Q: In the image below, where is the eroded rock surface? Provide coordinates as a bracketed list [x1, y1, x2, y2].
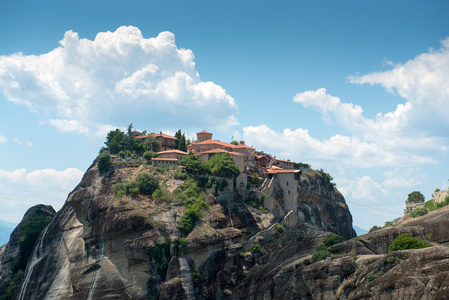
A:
[5, 162, 359, 299]
[0, 204, 56, 297]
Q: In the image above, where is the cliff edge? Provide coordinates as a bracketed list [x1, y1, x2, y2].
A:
[5, 160, 355, 299]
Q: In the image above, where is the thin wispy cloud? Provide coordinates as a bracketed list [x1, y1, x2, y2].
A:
[13, 138, 32, 147]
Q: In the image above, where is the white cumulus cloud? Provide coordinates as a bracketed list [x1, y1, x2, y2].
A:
[338, 176, 388, 203]
[349, 37, 449, 136]
[286, 38, 449, 169]
[0, 168, 84, 222]
[382, 168, 423, 189]
[293, 88, 447, 156]
[242, 124, 434, 168]
[0, 136, 6, 143]
[0, 26, 238, 135]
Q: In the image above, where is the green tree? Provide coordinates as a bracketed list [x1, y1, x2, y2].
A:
[294, 162, 310, 169]
[174, 129, 182, 149]
[230, 140, 239, 146]
[410, 207, 428, 218]
[143, 151, 157, 161]
[316, 168, 335, 187]
[97, 153, 112, 174]
[144, 136, 161, 152]
[323, 234, 343, 247]
[181, 152, 205, 174]
[206, 152, 240, 178]
[311, 250, 333, 262]
[251, 173, 261, 184]
[369, 225, 381, 232]
[105, 128, 125, 154]
[388, 234, 432, 253]
[407, 191, 425, 203]
[135, 173, 159, 195]
[179, 133, 187, 152]
[123, 123, 135, 151]
[119, 150, 126, 159]
[134, 138, 145, 155]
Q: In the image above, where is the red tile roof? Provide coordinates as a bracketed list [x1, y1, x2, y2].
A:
[198, 130, 212, 134]
[150, 132, 177, 140]
[201, 148, 228, 154]
[157, 150, 188, 155]
[229, 151, 246, 157]
[192, 139, 234, 148]
[274, 158, 294, 164]
[152, 158, 178, 161]
[201, 148, 246, 157]
[255, 154, 270, 160]
[265, 169, 296, 174]
[232, 144, 255, 150]
[135, 134, 150, 139]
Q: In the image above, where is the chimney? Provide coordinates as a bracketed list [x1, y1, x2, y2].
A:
[240, 140, 245, 145]
[160, 131, 162, 135]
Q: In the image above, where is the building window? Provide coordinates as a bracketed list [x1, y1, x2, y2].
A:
[286, 182, 288, 186]
[288, 190, 290, 195]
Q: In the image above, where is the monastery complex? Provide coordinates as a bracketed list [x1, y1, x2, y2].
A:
[133, 130, 296, 175]
[130, 130, 302, 226]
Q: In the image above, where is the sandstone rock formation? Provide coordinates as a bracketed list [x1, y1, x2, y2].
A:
[3, 161, 356, 299]
[233, 205, 449, 299]
[0, 204, 56, 297]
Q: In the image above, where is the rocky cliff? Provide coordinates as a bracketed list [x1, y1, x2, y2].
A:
[234, 206, 449, 299]
[3, 161, 356, 299]
[0, 204, 56, 298]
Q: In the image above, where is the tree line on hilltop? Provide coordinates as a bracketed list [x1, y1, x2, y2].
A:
[99, 124, 190, 155]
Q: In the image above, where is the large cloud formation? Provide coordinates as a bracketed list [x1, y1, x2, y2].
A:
[243, 37, 449, 169]
[0, 26, 238, 135]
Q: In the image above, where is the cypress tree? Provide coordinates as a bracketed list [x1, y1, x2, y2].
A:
[179, 133, 187, 152]
[174, 129, 182, 149]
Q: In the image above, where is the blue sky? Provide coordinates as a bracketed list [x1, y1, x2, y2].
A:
[1, 0, 449, 230]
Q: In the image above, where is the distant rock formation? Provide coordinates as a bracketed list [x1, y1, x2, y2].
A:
[0, 204, 55, 297]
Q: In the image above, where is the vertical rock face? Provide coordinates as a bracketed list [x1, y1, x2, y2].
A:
[297, 169, 356, 240]
[0, 204, 56, 296]
[6, 161, 357, 299]
[15, 163, 155, 300]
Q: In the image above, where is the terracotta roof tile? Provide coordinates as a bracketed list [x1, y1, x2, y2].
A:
[232, 144, 255, 149]
[192, 139, 234, 148]
[157, 150, 188, 155]
[201, 148, 228, 154]
[229, 151, 246, 157]
[265, 169, 296, 174]
[274, 158, 294, 164]
[152, 158, 178, 161]
[150, 132, 177, 140]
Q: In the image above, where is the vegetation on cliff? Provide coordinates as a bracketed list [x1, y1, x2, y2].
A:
[2, 215, 53, 300]
[180, 152, 240, 178]
[311, 234, 343, 262]
[174, 178, 208, 234]
[388, 233, 432, 252]
[97, 152, 112, 174]
[407, 191, 425, 203]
